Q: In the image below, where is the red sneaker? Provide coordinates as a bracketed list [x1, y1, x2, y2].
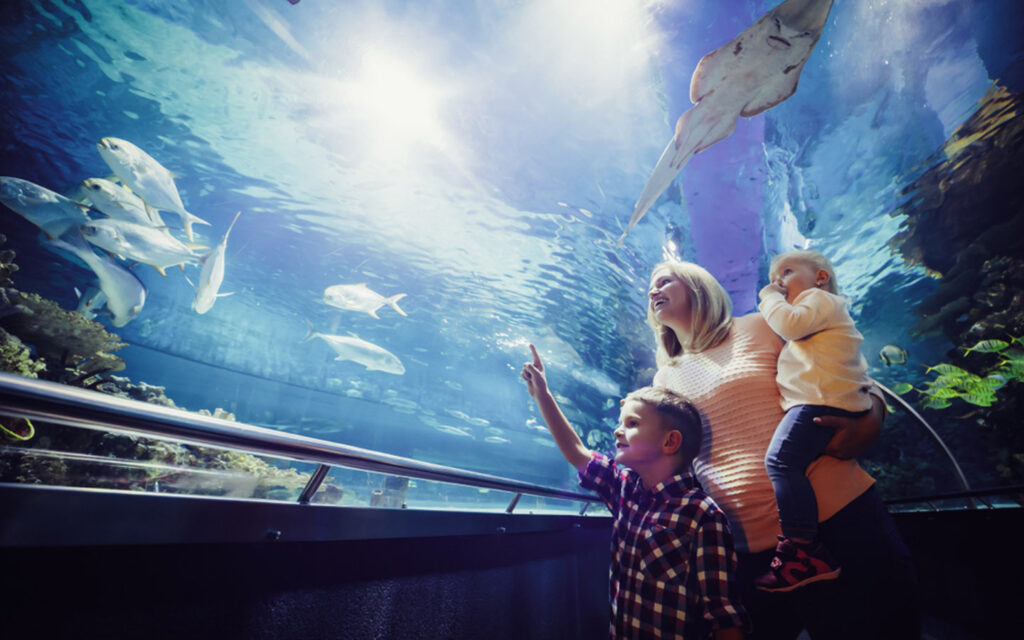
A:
[755, 535, 842, 592]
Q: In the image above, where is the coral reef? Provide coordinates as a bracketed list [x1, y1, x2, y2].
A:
[0, 288, 127, 381]
[0, 237, 343, 503]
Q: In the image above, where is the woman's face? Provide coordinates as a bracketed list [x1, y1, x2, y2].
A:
[649, 268, 692, 333]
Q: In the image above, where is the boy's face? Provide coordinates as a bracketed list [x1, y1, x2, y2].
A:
[613, 399, 676, 469]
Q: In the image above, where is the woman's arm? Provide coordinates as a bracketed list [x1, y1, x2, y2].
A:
[816, 392, 884, 459]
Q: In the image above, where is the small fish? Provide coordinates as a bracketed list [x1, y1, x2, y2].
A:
[0, 176, 93, 238]
[962, 339, 1010, 355]
[924, 363, 968, 377]
[74, 282, 108, 320]
[80, 178, 159, 227]
[192, 211, 241, 314]
[922, 387, 959, 400]
[930, 373, 971, 388]
[980, 374, 1009, 390]
[80, 218, 200, 276]
[919, 396, 952, 410]
[961, 392, 995, 407]
[434, 424, 472, 437]
[323, 282, 407, 319]
[878, 344, 908, 366]
[302, 321, 405, 375]
[889, 382, 914, 395]
[96, 137, 210, 242]
[48, 229, 146, 327]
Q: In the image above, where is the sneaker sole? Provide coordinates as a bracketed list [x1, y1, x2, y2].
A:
[755, 568, 842, 593]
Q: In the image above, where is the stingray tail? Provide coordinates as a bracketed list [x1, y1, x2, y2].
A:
[387, 293, 408, 317]
[617, 136, 686, 247]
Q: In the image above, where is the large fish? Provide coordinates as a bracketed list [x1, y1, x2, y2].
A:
[48, 230, 146, 328]
[0, 177, 93, 238]
[303, 321, 406, 375]
[80, 177, 161, 227]
[80, 218, 200, 276]
[96, 137, 210, 242]
[192, 211, 241, 314]
[323, 282, 407, 319]
[618, 0, 834, 246]
[74, 282, 108, 321]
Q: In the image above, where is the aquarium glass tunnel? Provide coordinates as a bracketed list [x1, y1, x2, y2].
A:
[1, 0, 1023, 515]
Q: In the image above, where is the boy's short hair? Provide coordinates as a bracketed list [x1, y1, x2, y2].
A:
[769, 249, 840, 294]
[623, 386, 703, 467]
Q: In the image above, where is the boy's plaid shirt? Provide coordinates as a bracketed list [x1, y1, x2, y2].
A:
[579, 453, 748, 639]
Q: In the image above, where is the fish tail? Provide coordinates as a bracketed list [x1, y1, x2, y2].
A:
[388, 293, 407, 317]
[182, 210, 212, 243]
[302, 319, 317, 343]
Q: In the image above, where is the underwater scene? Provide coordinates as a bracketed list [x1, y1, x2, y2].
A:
[1, 0, 1022, 508]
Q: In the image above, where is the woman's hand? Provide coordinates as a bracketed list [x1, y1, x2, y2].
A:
[817, 394, 884, 459]
[520, 344, 549, 399]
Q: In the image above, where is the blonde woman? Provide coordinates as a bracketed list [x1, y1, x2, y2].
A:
[646, 260, 918, 639]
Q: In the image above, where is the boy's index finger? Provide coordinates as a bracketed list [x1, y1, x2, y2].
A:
[529, 343, 543, 368]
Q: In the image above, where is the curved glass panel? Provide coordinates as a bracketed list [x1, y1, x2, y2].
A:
[1, 1, 1022, 502]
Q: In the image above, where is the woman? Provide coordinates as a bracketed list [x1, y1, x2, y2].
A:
[646, 260, 919, 640]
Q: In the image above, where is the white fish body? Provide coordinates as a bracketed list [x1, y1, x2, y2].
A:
[193, 211, 241, 314]
[619, 0, 834, 246]
[74, 282, 108, 321]
[303, 321, 405, 375]
[96, 137, 210, 241]
[323, 283, 407, 319]
[81, 177, 160, 227]
[81, 218, 199, 276]
[49, 230, 146, 328]
[0, 176, 92, 238]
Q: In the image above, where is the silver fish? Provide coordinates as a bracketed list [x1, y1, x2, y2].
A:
[879, 344, 908, 366]
[323, 282, 407, 319]
[49, 230, 146, 328]
[80, 218, 200, 276]
[80, 177, 160, 227]
[96, 137, 210, 242]
[303, 321, 405, 375]
[74, 282, 108, 321]
[192, 211, 241, 314]
[619, 0, 834, 246]
[0, 176, 93, 238]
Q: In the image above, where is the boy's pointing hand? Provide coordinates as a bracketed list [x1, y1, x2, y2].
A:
[520, 343, 548, 398]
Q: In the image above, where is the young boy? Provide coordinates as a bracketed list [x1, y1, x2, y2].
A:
[521, 344, 747, 640]
[755, 249, 872, 592]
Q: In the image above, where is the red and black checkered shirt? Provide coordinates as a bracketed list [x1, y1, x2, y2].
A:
[579, 453, 748, 639]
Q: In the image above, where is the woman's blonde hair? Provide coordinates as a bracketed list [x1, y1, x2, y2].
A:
[647, 260, 733, 367]
[769, 250, 839, 294]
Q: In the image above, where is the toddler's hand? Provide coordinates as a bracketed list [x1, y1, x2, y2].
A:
[759, 282, 787, 300]
[520, 344, 548, 398]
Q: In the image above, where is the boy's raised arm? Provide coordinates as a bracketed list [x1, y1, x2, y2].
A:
[521, 344, 592, 472]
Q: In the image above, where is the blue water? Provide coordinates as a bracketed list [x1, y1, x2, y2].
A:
[1, 0, 1020, 492]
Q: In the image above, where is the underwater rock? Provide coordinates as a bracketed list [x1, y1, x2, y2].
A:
[0, 234, 17, 288]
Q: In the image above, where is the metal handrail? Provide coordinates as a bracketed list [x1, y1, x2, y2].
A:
[876, 382, 972, 495]
[0, 373, 602, 507]
[885, 485, 1024, 507]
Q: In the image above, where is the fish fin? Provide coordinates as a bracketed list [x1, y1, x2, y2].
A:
[74, 287, 82, 299]
[387, 293, 408, 317]
[153, 265, 168, 277]
[185, 242, 211, 251]
[369, 309, 380, 319]
[181, 210, 212, 244]
[217, 291, 235, 298]
[106, 174, 122, 185]
[302, 319, 317, 343]
[223, 210, 242, 242]
[184, 275, 195, 288]
[169, 170, 181, 179]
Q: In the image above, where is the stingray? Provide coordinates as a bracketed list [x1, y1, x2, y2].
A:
[617, 0, 834, 246]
